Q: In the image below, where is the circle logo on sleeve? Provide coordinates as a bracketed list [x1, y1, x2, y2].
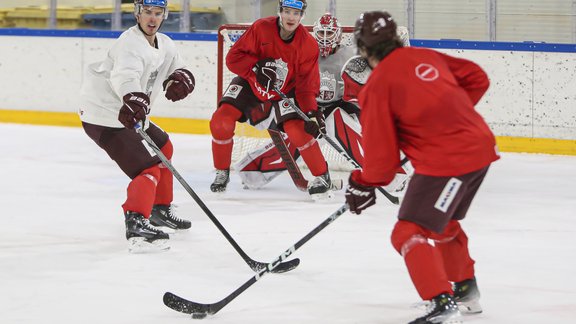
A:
[415, 63, 439, 81]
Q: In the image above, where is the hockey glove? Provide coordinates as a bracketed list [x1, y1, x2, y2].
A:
[118, 92, 150, 129]
[345, 170, 376, 215]
[304, 109, 326, 138]
[253, 58, 277, 92]
[163, 68, 195, 102]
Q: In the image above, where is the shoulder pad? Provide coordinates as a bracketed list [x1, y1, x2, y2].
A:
[341, 55, 372, 85]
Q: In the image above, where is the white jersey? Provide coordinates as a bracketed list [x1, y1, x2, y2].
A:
[317, 45, 356, 106]
[79, 26, 186, 128]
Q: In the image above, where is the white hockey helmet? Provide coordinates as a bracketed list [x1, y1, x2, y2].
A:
[313, 13, 343, 57]
[134, 0, 169, 19]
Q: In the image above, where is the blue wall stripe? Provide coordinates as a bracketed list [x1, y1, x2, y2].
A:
[1, 28, 575, 52]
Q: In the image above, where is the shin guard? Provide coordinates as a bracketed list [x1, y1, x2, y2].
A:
[391, 220, 452, 300]
[283, 119, 327, 176]
[122, 165, 161, 218]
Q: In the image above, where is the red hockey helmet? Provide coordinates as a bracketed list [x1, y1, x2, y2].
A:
[313, 13, 343, 57]
[354, 11, 397, 49]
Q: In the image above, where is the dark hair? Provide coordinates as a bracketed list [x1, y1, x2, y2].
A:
[359, 37, 404, 61]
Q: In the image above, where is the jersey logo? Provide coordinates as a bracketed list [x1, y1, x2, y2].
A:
[415, 63, 439, 81]
[318, 70, 337, 102]
[273, 58, 289, 90]
[224, 84, 242, 99]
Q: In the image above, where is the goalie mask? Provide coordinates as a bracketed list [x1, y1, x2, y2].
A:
[313, 13, 343, 57]
[134, 0, 169, 19]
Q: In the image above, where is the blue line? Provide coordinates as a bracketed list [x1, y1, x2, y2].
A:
[1, 28, 575, 52]
[411, 39, 576, 53]
[0, 28, 217, 41]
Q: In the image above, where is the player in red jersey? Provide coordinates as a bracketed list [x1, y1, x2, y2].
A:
[209, 0, 333, 199]
[344, 11, 500, 324]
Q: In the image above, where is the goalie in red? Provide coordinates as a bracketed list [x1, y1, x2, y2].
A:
[209, 0, 334, 200]
[345, 11, 499, 323]
[236, 13, 413, 196]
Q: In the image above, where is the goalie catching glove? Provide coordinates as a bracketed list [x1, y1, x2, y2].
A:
[118, 92, 150, 129]
[304, 109, 326, 138]
[345, 170, 376, 214]
[163, 68, 195, 102]
[253, 58, 277, 93]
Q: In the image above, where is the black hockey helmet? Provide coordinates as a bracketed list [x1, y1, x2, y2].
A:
[354, 11, 397, 50]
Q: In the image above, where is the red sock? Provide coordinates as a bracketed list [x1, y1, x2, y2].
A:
[154, 139, 174, 205]
[283, 119, 327, 176]
[122, 165, 160, 218]
[210, 103, 242, 170]
[432, 220, 476, 282]
[391, 220, 452, 300]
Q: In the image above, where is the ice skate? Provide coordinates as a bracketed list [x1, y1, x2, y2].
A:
[125, 211, 170, 253]
[409, 293, 461, 324]
[308, 171, 334, 201]
[453, 277, 482, 314]
[150, 204, 191, 232]
[210, 169, 230, 193]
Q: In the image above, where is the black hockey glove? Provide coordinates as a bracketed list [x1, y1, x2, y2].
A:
[163, 68, 195, 102]
[253, 58, 277, 92]
[345, 170, 376, 215]
[304, 109, 326, 138]
[118, 92, 150, 129]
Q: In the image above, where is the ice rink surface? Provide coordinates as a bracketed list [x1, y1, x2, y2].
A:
[1, 123, 575, 324]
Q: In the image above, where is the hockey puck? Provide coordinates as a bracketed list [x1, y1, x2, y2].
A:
[191, 312, 207, 319]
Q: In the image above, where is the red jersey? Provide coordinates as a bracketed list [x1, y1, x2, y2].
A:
[358, 47, 499, 185]
[226, 16, 320, 113]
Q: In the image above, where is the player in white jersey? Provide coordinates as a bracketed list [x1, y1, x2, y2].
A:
[79, 0, 195, 253]
[237, 13, 413, 193]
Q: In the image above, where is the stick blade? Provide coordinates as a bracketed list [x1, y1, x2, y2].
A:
[163, 292, 212, 315]
[270, 258, 300, 273]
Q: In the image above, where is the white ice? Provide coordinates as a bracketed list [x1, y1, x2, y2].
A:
[1, 123, 575, 324]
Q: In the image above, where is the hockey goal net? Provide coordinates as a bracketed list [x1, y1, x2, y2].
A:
[218, 24, 357, 172]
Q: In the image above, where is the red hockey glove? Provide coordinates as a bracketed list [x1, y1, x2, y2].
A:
[163, 68, 195, 102]
[253, 58, 277, 92]
[345, 170, 376, 215]
[304, 109, 326, 138]
[118, 92, 150, 129]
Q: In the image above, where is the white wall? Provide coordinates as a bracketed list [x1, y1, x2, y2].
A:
[0, 34, 575, 140]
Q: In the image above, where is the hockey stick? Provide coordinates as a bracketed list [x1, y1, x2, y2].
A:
[272, 87, 400, 205]
[267, 129, 308, 191]
[163, 203, 349, 318]
[136, 127, 299, 273]
[267, 129, 343, 191]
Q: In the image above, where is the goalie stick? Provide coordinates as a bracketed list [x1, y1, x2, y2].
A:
[136, 126, 299, 273]
[273, 87, 401, 205]
[267, 129, 343, 191]
[163, 204, 349, 318]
